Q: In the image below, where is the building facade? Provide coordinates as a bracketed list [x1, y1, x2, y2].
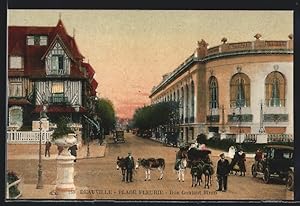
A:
[8, 19, 98, 130]
[149, 34, 293, 143]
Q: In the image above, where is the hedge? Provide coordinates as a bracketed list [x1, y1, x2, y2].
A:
[207, 137, 294, 153]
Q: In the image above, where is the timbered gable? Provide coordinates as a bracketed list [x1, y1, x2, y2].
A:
[45, 40, 71, 76]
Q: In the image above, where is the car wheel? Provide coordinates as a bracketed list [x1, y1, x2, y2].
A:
[286, 171, 294, 191]
[263, 168, 270, 184]
[251, 164, 257, 177]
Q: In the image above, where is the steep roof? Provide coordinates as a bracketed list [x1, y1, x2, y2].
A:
[82, 62, 95, 80]
[91, 78, 98, 96]
[8, 20, 85, 78]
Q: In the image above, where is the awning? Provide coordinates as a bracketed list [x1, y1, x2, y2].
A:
[8, 98, 31, 106]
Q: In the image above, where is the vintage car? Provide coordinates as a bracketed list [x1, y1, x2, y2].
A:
[286, 166, 294, 191]
[251, 145, 294, 184]
[114, 130, 125, 143]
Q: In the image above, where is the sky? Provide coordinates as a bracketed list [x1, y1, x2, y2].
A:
[8, 10, 293, 119]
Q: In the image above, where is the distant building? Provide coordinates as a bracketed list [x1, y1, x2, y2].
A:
[8, 19, 98, 130]
[149, 34, 293, 143]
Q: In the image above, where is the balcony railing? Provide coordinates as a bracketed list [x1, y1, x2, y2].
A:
[207, 40, 291, 57]
[48, 69, 67, 75]
[265, 98, 286, 107]
[48, 96, 69, 104]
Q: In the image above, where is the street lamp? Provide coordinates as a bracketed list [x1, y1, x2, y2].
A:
[231, 103, 241, 144]
[259, 100, 265, 133]
[86, 96, 98, 157]
[36, 100, 47, 189]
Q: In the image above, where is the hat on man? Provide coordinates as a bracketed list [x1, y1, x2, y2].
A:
[219, 153, 225, 157]
[128, 152, 132, 155]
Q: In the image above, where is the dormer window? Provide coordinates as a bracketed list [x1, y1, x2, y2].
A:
[27, 35, 48, 46]
[51, 55, 64, 74]
[9, 56, 23, 69]
[45, 41, 70, 75]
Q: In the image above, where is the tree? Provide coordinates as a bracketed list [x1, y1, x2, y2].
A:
[94, 98, 116, 135]
[132, 101, 179, 132]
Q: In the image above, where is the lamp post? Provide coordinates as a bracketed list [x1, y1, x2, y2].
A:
[86, 96, 98, 157]
[238, 105, 242, 144]
[259, 100, 265, 133]
[36, 101, 47, 189]
[221, 105, 225, 133]
[87, 123, 90, 157]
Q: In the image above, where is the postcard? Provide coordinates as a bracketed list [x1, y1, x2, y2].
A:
[5, 9, 295, 202]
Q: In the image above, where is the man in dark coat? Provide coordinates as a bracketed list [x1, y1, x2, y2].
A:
[125, 152, 135, 182]
[216, 153, 230, 192]
[68, 144, 78, 162]
[45, 140, 51, 157]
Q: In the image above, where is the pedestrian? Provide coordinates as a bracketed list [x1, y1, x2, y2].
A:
[45, 140, 51, 157]
[125, 152, 135, 182]
[238, 151, 246, 176]
[254, 148, 263, 170]
[68, 144, 78, 162]
[216, 153, 230, 192]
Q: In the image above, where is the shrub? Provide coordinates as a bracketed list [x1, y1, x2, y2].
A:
[52, 116, 73, 140]
[207, 137, 294, 153]
[7, 170, 20, 198]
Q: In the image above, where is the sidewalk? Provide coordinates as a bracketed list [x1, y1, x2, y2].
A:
[7, 140, 107, 160]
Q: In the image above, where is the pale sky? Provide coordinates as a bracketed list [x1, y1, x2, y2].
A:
[8, 10, 293, 118]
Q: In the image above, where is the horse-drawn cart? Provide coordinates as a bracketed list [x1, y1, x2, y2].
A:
[114, 130, 125, 143]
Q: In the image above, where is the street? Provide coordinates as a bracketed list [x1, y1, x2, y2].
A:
[7, 132, 293, 200]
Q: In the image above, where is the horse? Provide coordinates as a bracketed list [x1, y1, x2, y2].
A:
[176, 157, 187, 182]
[174, 148, 188, 182]
[116, 156, 127, 181]
[190, 160, 203, 187]
[202, 163, 214, 189]
[136, 158, 165, 181]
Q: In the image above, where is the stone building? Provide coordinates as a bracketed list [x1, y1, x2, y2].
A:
[149, 34, 293, 143]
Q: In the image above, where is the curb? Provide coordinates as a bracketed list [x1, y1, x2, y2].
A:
[76, 142, 107, 160]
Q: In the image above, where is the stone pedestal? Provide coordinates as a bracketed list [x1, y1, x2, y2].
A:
[256, 133, 268, 144]
[54, 134, 77, 199]
[55, 149, 76, 199]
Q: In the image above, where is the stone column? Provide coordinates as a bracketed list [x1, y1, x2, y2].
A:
[55, 148, 76, 199]
[74, 128, 82, 149]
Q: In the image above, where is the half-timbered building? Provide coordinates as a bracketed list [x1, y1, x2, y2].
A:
[8, 19, 98, 130]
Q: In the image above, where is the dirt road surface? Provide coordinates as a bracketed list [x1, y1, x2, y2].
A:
[7, 132, 293, 200]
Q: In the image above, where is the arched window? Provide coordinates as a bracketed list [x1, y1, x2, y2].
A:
[185, 84, 189, 119]
[265, 71, 285, 107]
[9, 106, 23, 129]
[209, 76, 218, 109]
[191, 81, 195, 117]
[230, 73, 250, 107]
